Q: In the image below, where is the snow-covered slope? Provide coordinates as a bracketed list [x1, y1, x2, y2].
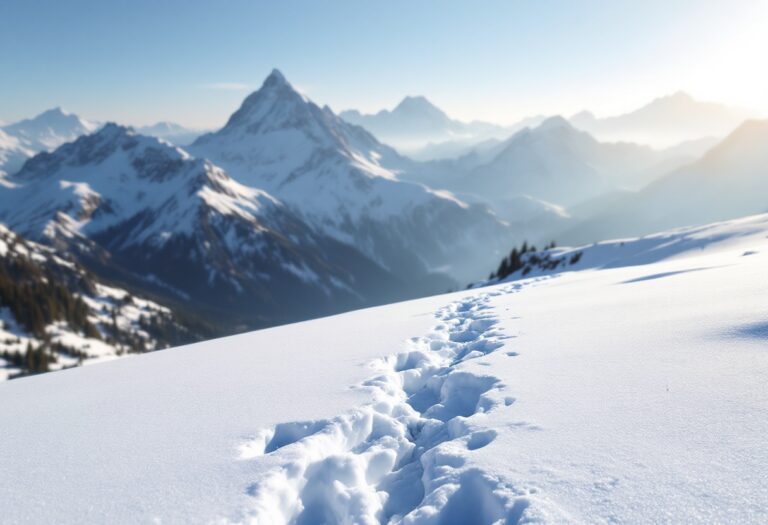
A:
[1, 212, 767, 523]
[191, 70, 513, 282]
[0, 223, 185, 381]
[0, 124, 425, 329]
[0, 129, 35, 179]
[561, 119, 768, 244]
[570, 91, 755, 147]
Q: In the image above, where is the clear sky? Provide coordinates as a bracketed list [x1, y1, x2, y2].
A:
[1, 0, 766, 128]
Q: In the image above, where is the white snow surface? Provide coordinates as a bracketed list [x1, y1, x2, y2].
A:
[1, 214, 768, 523]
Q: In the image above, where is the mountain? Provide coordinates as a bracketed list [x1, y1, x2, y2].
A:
[570, 91, 756, 147]
[339, 95, 521, 155]
[559, 119, 768, 244]
[3, 107, 100, 152]
[0, 124, 438, 331]
[3, 211, 767, 523]
[0, 108, 100, 177]
[191, 69, 513, 283]
[402, 116, 709, 227]
[0, 223, 188, 380]
[136, 121, 205, 146]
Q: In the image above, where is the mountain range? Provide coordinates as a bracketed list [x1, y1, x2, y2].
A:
[560, 118, 768, 244]
[0, 70, 514, 335]
[1, 69, 766, 373]
[570, 91, 755, 147]
[340, 96, 545, 158]
[401, 116, 718, 230]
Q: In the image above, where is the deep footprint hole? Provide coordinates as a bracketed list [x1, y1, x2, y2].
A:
[466, 429, 498, 450]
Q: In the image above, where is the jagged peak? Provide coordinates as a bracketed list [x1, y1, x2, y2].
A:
[215, 69, 313, 132]
[97, 121, 133, 136]
[264, 68, 287, 87]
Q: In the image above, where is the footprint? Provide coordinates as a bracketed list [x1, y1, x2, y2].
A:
[466, 429, 498, 450]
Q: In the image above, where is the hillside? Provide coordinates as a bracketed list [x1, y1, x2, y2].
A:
[1, 213, 766, 522]
[0, 224, 188, 380]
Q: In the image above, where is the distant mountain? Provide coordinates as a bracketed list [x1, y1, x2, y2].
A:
[0, 223, 188, 380]
[191, 69, 513, 283]
[3, 107, 99, 151]
[339, 96, 533, 155]
[403, 116, 708, 224]
[136, 122, 205, 146]
[570, 92, 756, 147]
[0, 108, 100, 176]
[0, 123, 433, 330]
[559, 119, 768, 244]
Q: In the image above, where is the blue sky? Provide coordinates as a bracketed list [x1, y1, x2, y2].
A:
[1, 0, 765, 128]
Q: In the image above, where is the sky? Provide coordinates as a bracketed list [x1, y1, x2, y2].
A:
[1, 0, 766, 129]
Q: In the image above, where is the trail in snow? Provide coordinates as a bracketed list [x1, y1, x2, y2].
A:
[230, 282, 543, 525]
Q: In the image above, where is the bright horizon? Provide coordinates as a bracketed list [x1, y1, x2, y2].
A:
[1, 0, 766, 128]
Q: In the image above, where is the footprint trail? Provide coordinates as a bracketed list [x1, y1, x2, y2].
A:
[229, 282, 538, 525]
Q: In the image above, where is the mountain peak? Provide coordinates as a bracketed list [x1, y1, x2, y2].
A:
[39, 107, 69, 118]
[263, 68, 288, 88]
[393, 96, 444, 116]
[208, 69, 317, 135]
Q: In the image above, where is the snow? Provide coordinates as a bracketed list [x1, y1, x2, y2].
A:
[1, 213, 767, 523]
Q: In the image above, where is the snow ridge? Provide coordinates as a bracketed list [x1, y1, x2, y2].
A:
[232, 282, 544, 524]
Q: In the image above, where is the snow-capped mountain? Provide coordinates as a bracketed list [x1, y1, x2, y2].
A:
[2, 107, 100, 152]
[570, 91, 755, 147]
[0, 223, 186, 381]
[0, 124, 439, 330]
[191, 69, 513, 283]
[340, 96, 541, 157]
[560, 119, 768, 244]
[136, 121, 205, 146]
